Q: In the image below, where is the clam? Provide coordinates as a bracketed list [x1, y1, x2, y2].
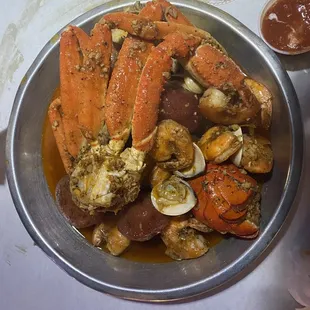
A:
[182, 75, 204, 94]
[230, 126, 243, 166]
[174, 143, 206, 178]
[151, 176, 197, 216]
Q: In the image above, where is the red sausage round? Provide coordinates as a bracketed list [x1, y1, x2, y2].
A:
[117, 192, 170, 241]
[159, 83, 202, 133]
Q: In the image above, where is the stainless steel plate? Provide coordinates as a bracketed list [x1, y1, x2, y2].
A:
[6, 0, 303, 302]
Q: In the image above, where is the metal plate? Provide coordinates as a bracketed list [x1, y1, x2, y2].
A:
[5, 0, 303, 302]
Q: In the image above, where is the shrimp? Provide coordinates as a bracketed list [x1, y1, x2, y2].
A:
[161, 216, 209, 260]
[92, 223, 130, 256]
[241, 134, 273, 173]
[244, 78, 272, 130]
[198, 125, 242, 163]
[150, 119, 194, 171]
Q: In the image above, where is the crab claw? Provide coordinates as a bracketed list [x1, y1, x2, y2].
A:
[189, 164, 260, 238]
[184, 44, 260, 125]
[186, 45, 272, 127]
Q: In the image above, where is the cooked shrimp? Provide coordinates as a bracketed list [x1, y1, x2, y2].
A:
[241, 134, 273, 173]
[198, 126, 242, 163]
[161, 216, 209, 260]
[150, 119, 194, 171]
[92, 223, 130, 256]
[244, 78, 272, 130]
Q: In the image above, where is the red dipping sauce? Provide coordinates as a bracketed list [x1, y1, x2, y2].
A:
[261, 0, 310, 53]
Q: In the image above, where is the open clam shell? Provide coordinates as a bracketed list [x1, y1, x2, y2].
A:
[151, 176, 197, 216]
[174, 143, 206, 178]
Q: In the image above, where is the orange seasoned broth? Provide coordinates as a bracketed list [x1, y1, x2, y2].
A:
[42, 90, 223, 263]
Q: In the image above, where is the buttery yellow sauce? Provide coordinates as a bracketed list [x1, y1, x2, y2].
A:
[42, 89, 223, 263]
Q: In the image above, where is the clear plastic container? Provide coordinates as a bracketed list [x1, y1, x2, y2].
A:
[259, 0, 310, 55]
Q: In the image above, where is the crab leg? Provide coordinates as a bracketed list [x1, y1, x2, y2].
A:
[102, 13, 159, 40]
[104, 4, 164, 148]
[105, 38, 153, 143]
[60, 24, 111, 157]
[76, 24, 112, 139]
[48, 98, 74, 174]
[59, 28, 84, 157]
[132, 32, 202, 151]
[157, 22, 225, 51]
[101, 13, 223, 50]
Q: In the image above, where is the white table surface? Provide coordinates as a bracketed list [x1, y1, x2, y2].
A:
[1, 0, 310, 309]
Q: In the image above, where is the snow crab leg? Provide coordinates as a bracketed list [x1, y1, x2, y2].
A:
[48, 98, 74, 174]
[132, 32, 202, 151]
[105, 38, 153, 147]
[101, 13, 224, 51]
[59, 23, 112, 158]
[104, 4, 158, 149]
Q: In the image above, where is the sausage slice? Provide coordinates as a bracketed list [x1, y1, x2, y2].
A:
[117, 191, 170, 241]
[55, 175, 105, 228]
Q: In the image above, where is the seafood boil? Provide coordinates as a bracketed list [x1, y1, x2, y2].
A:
[45, 0, 274, 261]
